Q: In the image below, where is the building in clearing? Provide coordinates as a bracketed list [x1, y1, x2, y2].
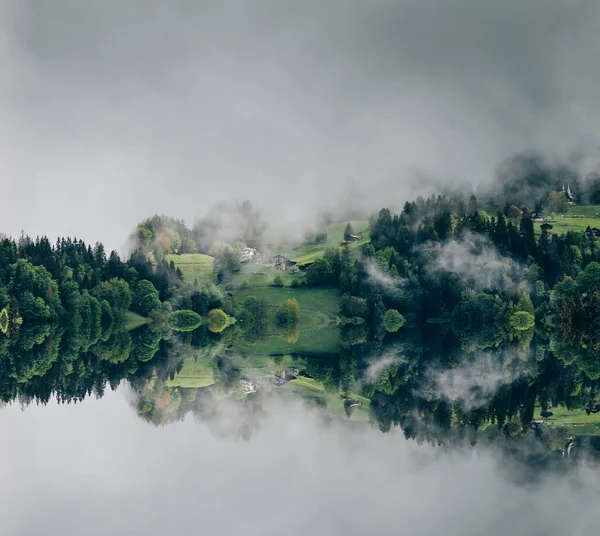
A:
[270, 254, 297, 271]
[347, 234, 361, 242]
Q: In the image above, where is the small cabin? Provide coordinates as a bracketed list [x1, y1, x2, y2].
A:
[347, 234, 361, 242]
[588, 227, 600, 238]
[271, 255, 297, 271]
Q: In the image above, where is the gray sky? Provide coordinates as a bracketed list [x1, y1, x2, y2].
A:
[2, 0, 600, 249]
[1, 387, 600, 536]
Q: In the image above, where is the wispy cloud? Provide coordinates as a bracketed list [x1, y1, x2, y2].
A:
[424, 232, 520, 291]
[425, 352, 528, 410]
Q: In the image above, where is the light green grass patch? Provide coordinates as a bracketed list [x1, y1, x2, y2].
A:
[280, 220, 370, 264]
[166, 253, 215, 283]
[534, 205, 600, 236]
[277, 376, 370, 420]
[229, 264, 306, 289]
[165, 358, 215, 388]
[231, 354, 305, 378]
[235, 285, 340, 317]
[534, 405, 600, 436]
[124, 311, 149, 331]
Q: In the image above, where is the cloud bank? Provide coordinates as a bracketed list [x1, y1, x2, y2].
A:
[3, 0, 600, 249]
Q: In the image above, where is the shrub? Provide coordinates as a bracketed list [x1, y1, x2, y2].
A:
[276, 298, 300, 329]
[508, 311, 535, 331]
[131, 280, 161, 316]
[383, 309, 406, 332]
[207, 308, 229, 333]
[272, 274, 285, 287]
[168, 309, 203, 332]
[0, 308, 8, 334]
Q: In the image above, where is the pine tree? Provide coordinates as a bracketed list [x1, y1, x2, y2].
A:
[343, 222, 355, 241]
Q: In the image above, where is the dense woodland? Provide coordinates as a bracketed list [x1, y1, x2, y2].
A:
[2, 154, 600, 459]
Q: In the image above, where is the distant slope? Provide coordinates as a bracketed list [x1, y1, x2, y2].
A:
[533, 205, 600, 235]
[280, 220, 369, 264]
[166, 253, 215, 283]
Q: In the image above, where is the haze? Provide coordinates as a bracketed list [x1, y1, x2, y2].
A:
[2, 0, 600, 248]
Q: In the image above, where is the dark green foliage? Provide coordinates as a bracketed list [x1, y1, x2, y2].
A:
[213, 245, 241, 283]
[239, 296, 267, 340]
[94, 278, 132, 318]
[276, 298, 300, 330]
[340, 294, 368, 319]
[168, 310, 203, 332]
[383, 309, 405, 332]
[343, 222, 355, 241]
[131, 280, 161, 316]
[306, 258, 333, 285]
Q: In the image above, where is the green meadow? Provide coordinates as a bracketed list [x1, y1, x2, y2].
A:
[533, 205, 600, 236]
[232, 285, 342, 356]
[165, 253, 215, 283]
[534, 405, 600, 436]
[280, 220, 370, 264]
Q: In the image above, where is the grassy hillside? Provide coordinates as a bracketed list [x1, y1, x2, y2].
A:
[534, 405, 600, 436]
[229, 264, 306, 289]
[280, 220, 370, 264]
[277, 377, 370, 420]
[533, 205, 600, 236]
[166, 253, 215, 283]
[166, 358, 215, 388]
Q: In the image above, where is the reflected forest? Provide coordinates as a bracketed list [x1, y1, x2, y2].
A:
[4, 157, 600, 470]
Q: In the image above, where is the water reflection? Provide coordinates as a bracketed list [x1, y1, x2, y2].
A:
[2, 386, 600, 536]
[2, 314, 600, 469]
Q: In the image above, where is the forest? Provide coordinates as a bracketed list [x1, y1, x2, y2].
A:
[2, 155, 600, 461]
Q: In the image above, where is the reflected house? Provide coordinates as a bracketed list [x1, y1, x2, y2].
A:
[241, 247, 260, 263]
[241, 380, 257, 395]
[270, 254, 298, 271]
[587, 227, 600, 238]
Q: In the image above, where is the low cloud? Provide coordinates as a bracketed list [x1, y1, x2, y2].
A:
[364, 354, 399, 383]
[425, 352, 529, 410]
[365, 260, 405, 290]
[4, 0, 600, 250]
[424, 232, 521, 291]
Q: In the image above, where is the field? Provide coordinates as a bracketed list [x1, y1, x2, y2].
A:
[534, 205, 600, 235]
[229, 264, 306, 289]
[276, 376, 370, 420]
[165, 253, 215, 283]
[534, 405, 600, 436]
[232, 285, 342, 356]
[124, 311, 149, 331]
[279, 220, 370, 264]
[165, 358, 215, 388]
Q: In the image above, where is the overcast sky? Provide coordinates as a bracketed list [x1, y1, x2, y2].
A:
[2, 0, 600, 249]
[1, 387, 599, 536]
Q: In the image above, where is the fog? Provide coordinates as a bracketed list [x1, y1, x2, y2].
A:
[3, 0, 600, 249]
[0, 386, 598, 535]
